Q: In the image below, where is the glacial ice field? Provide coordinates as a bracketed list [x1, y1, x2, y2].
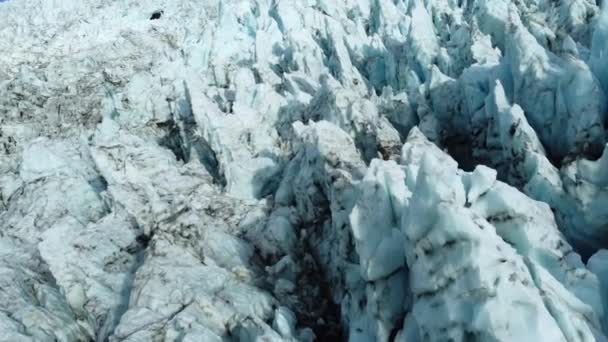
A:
[1, 0, 608, 341]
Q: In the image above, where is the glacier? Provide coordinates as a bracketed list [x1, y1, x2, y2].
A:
[1, 0, 608, 341]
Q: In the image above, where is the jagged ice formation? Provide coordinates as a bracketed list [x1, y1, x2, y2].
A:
[1, 0, 608, 341]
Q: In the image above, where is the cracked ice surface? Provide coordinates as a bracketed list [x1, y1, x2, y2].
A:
[1, 0, 608, 341]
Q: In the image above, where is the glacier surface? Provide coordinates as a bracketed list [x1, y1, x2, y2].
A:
[1, 0, 608, 341]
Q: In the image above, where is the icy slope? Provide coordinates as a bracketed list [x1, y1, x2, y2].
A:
[1, 0, 608, 341]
